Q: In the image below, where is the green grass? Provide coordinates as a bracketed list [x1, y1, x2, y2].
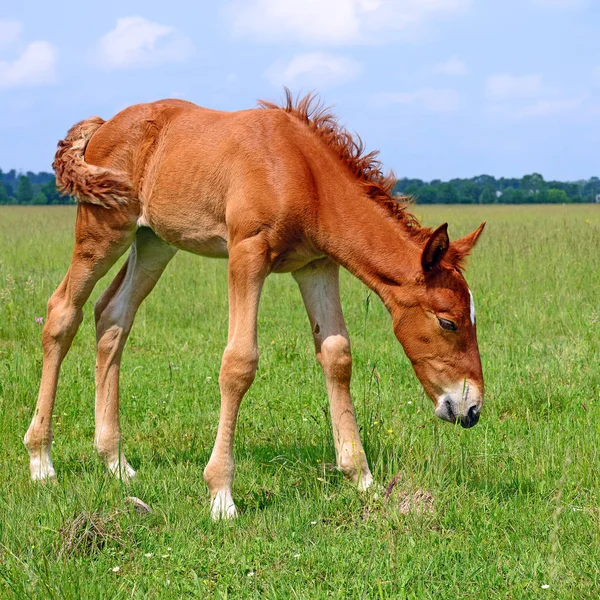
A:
[0, 204, 598, 599]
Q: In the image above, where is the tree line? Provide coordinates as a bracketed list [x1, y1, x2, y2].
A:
[393, 173, 600, 204]
[1, 168, 599, 205]
[0, 170, 63, 205]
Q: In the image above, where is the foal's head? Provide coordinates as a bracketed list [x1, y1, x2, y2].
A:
[392, 222, 486, 428]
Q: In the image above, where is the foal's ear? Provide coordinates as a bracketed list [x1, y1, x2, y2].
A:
[448, 222, 486, 269]
[422, 223, 450, 272]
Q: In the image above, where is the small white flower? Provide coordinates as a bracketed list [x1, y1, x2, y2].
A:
[144, 553, 153, 558]
[541, 584, 550, 589]
[112, 566, 120, 573]
[247, 571, 255, 577]
[166, 579, 171, 586]
[407, 401, 413, 405]
[302, 418, 308, 422]
[293, 554, 300, 559]
[310, 521, 317, 525]
[162, 554, 169, 559]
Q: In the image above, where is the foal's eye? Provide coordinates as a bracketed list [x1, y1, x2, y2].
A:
[438, 318, 457, 331]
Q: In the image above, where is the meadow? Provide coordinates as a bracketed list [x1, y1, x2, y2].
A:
[0, 204, 598, 599]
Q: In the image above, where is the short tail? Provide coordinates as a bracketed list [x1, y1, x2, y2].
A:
[52, 117, 135, 208]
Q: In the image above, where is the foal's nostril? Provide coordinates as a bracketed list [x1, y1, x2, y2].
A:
[444, 397, 455, 420]
[461, 405, 480, 428]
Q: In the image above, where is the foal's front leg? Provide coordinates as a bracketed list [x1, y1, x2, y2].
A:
[293, 258, 373, 490]
[203, 236, 270, 519]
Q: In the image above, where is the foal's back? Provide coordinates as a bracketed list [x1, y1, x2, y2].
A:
[83, 99, 329, 259]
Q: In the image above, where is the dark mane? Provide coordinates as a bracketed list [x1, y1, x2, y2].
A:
[258, 89, 431, 242]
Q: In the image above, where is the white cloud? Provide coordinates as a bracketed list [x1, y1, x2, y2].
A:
[432, 56, 467, 76]
[371, 87, 462, 112]
[228, 0, 471, 45]
[96, 16, 193, 70]
[515, 97, 584, 118]
[485, 73, 543, 99]
[484, 71, 586, 119]
[0, 20, 22, 46]
[0, 20, 57, 89]
[265, 53, 361, 88]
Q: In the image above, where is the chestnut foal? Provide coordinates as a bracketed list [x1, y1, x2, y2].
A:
[24, 93, 485, 519]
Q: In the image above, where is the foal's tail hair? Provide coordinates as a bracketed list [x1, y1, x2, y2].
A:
[52, 117, 135, 208]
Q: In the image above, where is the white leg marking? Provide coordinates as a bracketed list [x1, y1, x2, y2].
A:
[211, 490, 238, 520]
[27, 443, 56, 481]
[468, 288, 476, 325]
[106, 457, 136, 483]
[357, 471, 374, 492]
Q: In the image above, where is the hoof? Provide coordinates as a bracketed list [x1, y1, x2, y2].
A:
[107, 459, 136, 484]
[357, 471, 374, 492]
[211, 490, 238, 520]
[30, 465, 57, 482]
[28, 447, 56, 482]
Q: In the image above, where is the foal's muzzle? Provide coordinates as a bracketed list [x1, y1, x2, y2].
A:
[435, 384, 482, 428]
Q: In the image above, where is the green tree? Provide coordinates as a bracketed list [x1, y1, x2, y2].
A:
[32, 191, 48, 205]
[521, 173, 545, 197]
[458, 181, 479, 204]
[42, 178, 62, 204]
[436, 183, 459, 204]
[546, 188, 569, 204]
[16, 175, 33, 204]
[0, 183, 9, 205]
[479, 187, 496, 204]
[415, 186, 438, 204]
[500, 188, 514, 204]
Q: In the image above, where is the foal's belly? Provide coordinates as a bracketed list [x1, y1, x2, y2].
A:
[143, 196, 230, 258]
[144, 212, 229, 258]
[154, 226, 229, 258]
[142, 195, 323, 268]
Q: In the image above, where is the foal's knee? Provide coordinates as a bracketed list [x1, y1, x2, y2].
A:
[318, 335, 352, 383]
[42, 292, 82, 353]
[219, 345, 259, 395]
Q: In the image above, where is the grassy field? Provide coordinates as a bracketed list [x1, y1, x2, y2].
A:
[0, 204, 598, 599]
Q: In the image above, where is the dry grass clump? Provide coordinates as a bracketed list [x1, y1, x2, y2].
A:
[59, 511, 125, 558]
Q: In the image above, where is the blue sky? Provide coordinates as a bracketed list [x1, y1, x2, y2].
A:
[1, 0, 598, 180]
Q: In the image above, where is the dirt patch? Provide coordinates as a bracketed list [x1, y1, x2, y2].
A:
[384, 473, 434, 515]
[393, 489, 435, 515]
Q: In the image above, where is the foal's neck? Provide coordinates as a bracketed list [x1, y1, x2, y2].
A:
[315, 184, 420, 304]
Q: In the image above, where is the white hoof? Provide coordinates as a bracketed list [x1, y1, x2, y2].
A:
[211, 490, 238, 520]
[357, 471, 374, 492]
[106, 458, 136, 483]
[28, 447, 56, 482]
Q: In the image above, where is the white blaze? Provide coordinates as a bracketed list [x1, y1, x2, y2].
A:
[468, 289, 476, 325]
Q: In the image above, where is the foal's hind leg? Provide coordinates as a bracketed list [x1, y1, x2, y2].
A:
[93, 228, 177, 481]
[293, 258, 373, 490]
[24, 206, 136, 481]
